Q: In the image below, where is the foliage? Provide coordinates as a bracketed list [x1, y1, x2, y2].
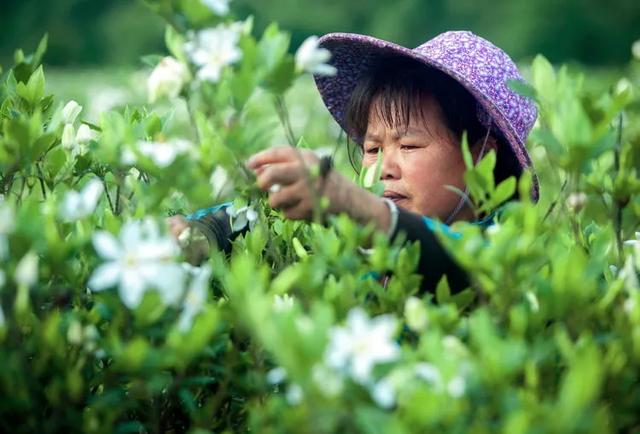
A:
[1, 1, 640, 433]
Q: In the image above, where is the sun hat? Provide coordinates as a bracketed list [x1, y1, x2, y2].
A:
[313, 31, 540, 202]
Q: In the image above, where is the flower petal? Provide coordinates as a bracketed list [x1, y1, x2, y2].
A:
[93, 231, 121, 259]
[88, 262, 121, 291]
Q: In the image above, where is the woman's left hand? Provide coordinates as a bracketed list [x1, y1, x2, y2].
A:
[246, 146, 391, 233]
[246, 146, 327, 220]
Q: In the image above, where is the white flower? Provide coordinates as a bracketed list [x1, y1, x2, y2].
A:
[148, 56, 189, 103]
[633, 40, 640, 60]
[286, 383, 304, 405]
[324, 307, 400, 384]
[124, 139, 193, 168]
[371, 377, 395, 409]
[311, 363, 343, 397]
[177, 264, 212, 332]
[88, 219, 186, 309]
[185, 23, 243, 83]
[210, 166, 233, 199]
[60, 178, 104, 221]
[295, 36, 337, 76]
[201, 0, 231, 15]
[226, 204, 258, 232]
[61, 123, 76, 149]
[266, 366, 287, 384]
[15, 251, 38, 288]
[62, 100, 82, 124]
[273, 293, 295, 312]
[447, 375, 466, 398]
[404, 296, 428, 332]
[624, 232, 640, 247]
[75, 124, 97, 144]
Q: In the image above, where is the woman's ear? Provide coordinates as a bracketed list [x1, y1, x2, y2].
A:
[470, 135, 498, 164]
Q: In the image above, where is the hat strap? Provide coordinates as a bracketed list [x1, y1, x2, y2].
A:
[444, 126, 492, 225]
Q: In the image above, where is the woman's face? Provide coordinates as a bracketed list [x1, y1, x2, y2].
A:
[361, 94, 489, 221]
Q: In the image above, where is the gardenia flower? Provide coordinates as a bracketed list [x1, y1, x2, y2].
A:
[75, 124, 97, 145]
[62, 100, 82, 124]
[295, 36, 337, 76]
[226, 204, 258, 232]
[147, 56, 188, 103]
[201, 0, 231, 15]
[185, 23, 243, 83]
[60, 178, 104, 221]
[324, 307, 400, 384]
[122, 138, 193, 168]
[88, 219, 186, 309]
[177, 263, 212, 332]
[624, 231, 640, 247]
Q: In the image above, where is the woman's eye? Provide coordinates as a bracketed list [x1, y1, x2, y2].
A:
[365, 147, 379, 154]
[401, 145, 418, 150]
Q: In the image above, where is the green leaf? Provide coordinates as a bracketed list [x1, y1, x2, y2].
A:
[491, 176, 516, 207]
[507, 78, 537, 100]
[461, 131, 473, 169]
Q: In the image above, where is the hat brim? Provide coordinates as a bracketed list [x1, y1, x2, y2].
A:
[313, 32, 539, 202]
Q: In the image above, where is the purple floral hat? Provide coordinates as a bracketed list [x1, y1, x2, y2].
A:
[313, 31, 540, 202]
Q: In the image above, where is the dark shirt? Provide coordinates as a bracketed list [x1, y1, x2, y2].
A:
[186, 203, 497, 294]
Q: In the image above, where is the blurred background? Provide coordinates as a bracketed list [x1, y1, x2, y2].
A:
[3, 0, 639, 68]
[1, 0, 638, 150]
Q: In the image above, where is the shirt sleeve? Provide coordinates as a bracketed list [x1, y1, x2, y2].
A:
[390, 207, 471, 294]
[185, 202, 237, 254]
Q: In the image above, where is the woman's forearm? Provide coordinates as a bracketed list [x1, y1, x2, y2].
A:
[326, 171, 391, 234]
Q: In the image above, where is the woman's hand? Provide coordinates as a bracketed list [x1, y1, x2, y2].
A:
[247, 146, 392, 233]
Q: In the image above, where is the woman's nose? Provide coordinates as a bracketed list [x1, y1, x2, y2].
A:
[380, 147, 401, 180]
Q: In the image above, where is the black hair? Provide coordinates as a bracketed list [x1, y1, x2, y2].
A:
[343, 55, 520, 187]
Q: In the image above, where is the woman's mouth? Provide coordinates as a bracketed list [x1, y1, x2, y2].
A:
[383, 190, 409, 204]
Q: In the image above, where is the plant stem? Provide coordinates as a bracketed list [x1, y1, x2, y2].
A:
[36, 163, 47, 200]
[274, 96, 297, 147]
[102, 179, 116, 215]
[613, 114, 624, 261]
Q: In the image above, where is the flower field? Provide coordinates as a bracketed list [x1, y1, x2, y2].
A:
[1, 1, 640, 433]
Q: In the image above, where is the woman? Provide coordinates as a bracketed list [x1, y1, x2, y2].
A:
[170, 30, 539, 294]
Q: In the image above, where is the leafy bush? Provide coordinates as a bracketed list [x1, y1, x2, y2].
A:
[1, 1, 639, 433]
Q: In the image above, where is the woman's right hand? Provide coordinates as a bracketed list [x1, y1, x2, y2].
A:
[168, 215, 189, 240]
[167, 215, 210, 265]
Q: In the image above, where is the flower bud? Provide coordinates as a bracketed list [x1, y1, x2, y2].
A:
[566, 192, 587, 213]
[404, 296, 428, 332]
[62, 100, 82, 124]
[148, 57, 188, 103]
[62, 123, 76, 149]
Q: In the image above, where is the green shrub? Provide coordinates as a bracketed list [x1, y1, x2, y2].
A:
[0, 1, 639, 433]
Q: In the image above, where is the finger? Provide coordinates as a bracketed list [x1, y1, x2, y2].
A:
[246, 146, 299, 169]
[167, 216, 188, 238]
[268, 182, 303, 210]
[256, 162, 303, 190]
